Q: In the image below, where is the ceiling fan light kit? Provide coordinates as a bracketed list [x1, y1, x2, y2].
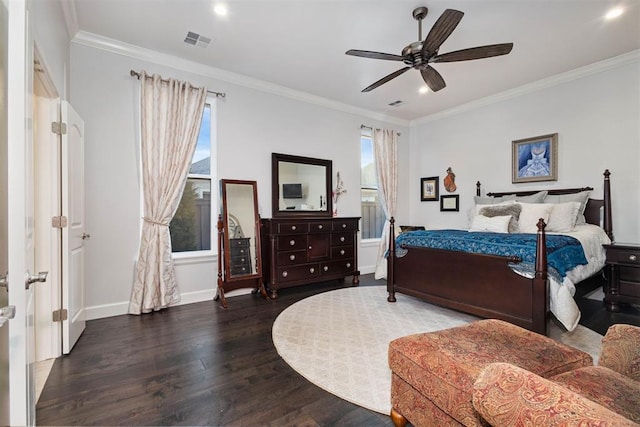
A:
[346, 6, 514, 93]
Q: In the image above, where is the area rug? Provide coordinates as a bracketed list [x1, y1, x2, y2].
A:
[272, 286, 604, 415]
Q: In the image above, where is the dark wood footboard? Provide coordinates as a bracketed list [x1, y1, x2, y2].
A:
[387, 218, 549, 335]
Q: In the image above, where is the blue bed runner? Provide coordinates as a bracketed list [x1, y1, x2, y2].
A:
[394, 230, 587, 279]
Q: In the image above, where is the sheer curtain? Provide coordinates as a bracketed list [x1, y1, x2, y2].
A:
[373, 128, 398, 279]
[129, 71, 207, 314]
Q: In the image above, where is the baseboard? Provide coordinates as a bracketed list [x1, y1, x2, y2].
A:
[359, 265, 376, 275]
[85, 288, 218, 320]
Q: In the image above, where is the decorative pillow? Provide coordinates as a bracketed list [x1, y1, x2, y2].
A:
[515, 190, 548, 203]
[468, 200, 516, 226]
[479, 204, 522, 233]
[474, 194, 516, 205]
[546, 202, 582, 232]
[517, 202, 554, 233]
[545, 191, 591, 225]
[469, 215, 511, 233]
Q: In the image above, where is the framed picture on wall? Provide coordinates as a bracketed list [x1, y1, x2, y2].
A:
[440, 195, 459, 212]
[420, 176, 439, 201]
[512, 133, 558, 183]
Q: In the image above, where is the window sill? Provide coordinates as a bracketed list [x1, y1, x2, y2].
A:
[172, 251, 216, 265]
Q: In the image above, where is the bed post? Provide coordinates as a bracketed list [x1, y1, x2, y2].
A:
[603, 169, 613, 242]
[387, 217, 397, 302]
[532, 219, 549, 335]
[476, 181, 481, 197]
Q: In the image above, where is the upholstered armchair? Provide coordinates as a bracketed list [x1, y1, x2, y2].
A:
[472, 324, 640, 426]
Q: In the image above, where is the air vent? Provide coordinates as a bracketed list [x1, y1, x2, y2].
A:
[184, 31, 212, 48]
[388, 100, 404, 107]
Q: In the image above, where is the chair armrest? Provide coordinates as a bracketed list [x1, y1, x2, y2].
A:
[472, 363, 636, 427]
[599, 324, 640, 382]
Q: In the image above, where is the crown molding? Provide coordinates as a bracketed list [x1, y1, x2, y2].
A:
[59, 0, 79, 40]
[411, 49, 640, 126]
[72, 31, 410, 127]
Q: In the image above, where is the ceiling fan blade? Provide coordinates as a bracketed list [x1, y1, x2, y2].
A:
[422, 9, 464, 57]
[345, 49, 406, 61]
[433, 43, 514, 63]
[420, 66, 446, 92]
[362, 67, 411, 92]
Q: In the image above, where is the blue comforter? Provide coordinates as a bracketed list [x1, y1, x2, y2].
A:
[394, 230, 587, 279]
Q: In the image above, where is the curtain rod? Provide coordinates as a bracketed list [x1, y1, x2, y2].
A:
[361, 124, 401, 136]
[129, 69, 226, 98]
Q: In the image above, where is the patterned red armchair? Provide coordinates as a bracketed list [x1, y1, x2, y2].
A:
[472, 324, 640, 426]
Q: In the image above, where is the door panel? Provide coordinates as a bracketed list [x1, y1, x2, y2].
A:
[61, 101, 86, 353]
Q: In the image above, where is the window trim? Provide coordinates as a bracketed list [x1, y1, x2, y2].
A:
[360, 131, 384, 240]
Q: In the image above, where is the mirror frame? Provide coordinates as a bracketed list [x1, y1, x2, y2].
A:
[271, 153, 333, 218]
[220, 179, 262, 282]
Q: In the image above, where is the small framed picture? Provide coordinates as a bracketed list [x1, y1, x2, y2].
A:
[512, 133, 558, 183]
[420, 176, 439, 201]
[440, 194, 459, 212]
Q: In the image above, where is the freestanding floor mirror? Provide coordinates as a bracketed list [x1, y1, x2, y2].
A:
[216, 179, 267, 307]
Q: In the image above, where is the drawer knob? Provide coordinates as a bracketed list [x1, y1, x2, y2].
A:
[282, 271, 288, 278]
[630, 254, 637, 261]
[309, 267, 315, 274]
[291, 225, 296, 231]
[240, 249, 245, 254]
[289, 254, 296, 261]
[342, 223, 347, 229]
[346, 263, 351, 268]
[340, 249, 345, 255]
[340, 236, 345, 242]
[323, 266, 328, 272]
[289, 239, 296, 246]
[309, 246, 312, 250]
[318, 224, 323, 229]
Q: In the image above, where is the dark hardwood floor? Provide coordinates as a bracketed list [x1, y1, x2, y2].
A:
[36, 274, 640, 426]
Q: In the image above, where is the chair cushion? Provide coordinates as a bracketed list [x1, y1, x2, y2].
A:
[551, 366, 640, 423]
[388, 319, 592, 425]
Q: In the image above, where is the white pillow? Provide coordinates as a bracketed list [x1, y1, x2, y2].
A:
[517, 202, 554, 233]
[545, 202, 582, 232]
[469, 215, 511, 233]
[545, 191, 590, 225]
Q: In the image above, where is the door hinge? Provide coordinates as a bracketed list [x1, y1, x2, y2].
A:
[52, 309, 68, 322]
[52, 216, 68, 228]
[51, 121, 67, 135]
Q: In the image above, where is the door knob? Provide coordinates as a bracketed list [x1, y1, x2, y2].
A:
[26, 271, 48, 289]
[82, 233, 91, 240]
[0, 305, 16, 328]
[0, 273, 7, 290]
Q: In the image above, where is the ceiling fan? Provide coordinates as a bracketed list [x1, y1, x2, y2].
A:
[346, 7, 513, 93]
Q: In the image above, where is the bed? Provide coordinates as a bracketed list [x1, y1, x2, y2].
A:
[386, 170, 613, 335]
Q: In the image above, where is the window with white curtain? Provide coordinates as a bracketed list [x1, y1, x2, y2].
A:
[361, 128, 384, 239]
[170, 99, 216, 254]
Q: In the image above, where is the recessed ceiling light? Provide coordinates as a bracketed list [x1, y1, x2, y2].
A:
[419, 86, 429, 94]
[213, 3, 228, 17]
[605, 6, 623, 20]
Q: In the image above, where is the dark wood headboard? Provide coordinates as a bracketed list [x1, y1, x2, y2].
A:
[476, 170, 613, 241]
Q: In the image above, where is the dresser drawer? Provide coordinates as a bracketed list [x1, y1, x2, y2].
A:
[309, 221, 332, 233]
[277, 222, 309, 234]
[331, 232, 353, 246]
[332, 219, 358, 232]
[606, 248, 640, 266]
[230, 264, 252, 275]
[277, 235, 307, 251]
[331, 246, 353, 259]
[620, 266, 640, 283]
[619, 281, 640, 298]
[277, 264, 320, 283]
[277, 250, 307, 265]
[229, 245, 250, 257]
[320, 259, 355, 276]
[230, 255, 251, 267]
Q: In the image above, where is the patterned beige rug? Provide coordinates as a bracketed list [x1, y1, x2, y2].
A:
[272, 286, 604, 415]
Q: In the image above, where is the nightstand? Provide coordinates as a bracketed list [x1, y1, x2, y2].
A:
[603, 243, 640, 312]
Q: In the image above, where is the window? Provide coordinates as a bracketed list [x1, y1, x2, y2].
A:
[361, 129, 385, 239]
[170, 101, 215, 253]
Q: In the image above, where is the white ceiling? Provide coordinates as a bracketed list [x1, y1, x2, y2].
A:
[70, 0, 640, 121]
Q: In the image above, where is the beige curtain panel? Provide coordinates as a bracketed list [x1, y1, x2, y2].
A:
[129, 71, 207, 315]
[373, 128, 398, 280]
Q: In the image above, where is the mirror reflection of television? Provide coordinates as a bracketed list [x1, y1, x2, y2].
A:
[282, 183, 303, 199]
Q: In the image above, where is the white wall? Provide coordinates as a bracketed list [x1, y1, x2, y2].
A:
[409, 57, 640, 242]
[70, 41, 410, 319]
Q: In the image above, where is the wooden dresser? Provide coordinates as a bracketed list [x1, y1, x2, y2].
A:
[261, 217, 360, 298]
[603, 242, 640, 311]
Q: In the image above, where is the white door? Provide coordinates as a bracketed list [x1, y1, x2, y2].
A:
[7, 0, 36, 425]
[61, 101, 86, 353]
[0, 1, 11, 425]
